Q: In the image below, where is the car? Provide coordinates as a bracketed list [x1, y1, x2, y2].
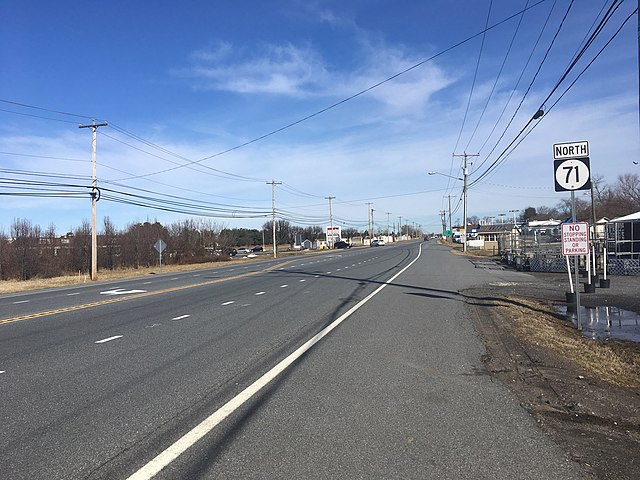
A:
[334, 241, 351, 249]
[225, 248, 237, 256]
[370, 239, 385, 247]
[370, 239, 379, 247]
[237, 248, 252, 254]
[251, 246, 263, 252]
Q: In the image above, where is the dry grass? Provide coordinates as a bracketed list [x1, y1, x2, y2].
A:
[498, 297, 640, 389]
[0, 259, 241, 295]
[0, 248, 327, 295]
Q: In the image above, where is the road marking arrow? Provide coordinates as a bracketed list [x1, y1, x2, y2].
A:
[100, 288, 147, 296]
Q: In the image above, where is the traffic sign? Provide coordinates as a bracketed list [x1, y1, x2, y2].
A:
[553, 141, 589, 159]
[154, 239, 167, 253]
[554, 157, 591, 192]
[562, 222, 589, 256]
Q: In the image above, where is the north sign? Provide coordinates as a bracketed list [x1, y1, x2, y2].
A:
[553, 141, 589, 160]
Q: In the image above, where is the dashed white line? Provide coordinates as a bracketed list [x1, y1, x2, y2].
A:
[221, 301, 235, 306]
[299, 279, 306, 282]
[126, 244, 424, 480]
[255, 292, 266, 296]
[0, 371, 5, 374]
[170, 277, 179, 280]
[193, 274, 201, 277]
[143, 281, 153, 285]
[172, 315, 191, 321]
[13, 300, 29, 304]
[67, 292, 80, 296]
[280, 284, 288, 288]
[95, 335, 123, 344]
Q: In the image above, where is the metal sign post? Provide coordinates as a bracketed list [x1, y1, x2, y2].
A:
[553, 141, 591, 331]
[154, 239, 167, 273]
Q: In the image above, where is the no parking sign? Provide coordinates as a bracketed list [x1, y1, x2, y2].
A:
[561, 222, 589, 256]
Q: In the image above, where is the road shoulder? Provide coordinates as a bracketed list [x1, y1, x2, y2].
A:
[464, 284, 640, 480]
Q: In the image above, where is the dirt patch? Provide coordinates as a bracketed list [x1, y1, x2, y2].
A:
[464, 273, 640, 479]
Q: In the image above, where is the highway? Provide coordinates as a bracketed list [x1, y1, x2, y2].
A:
[0, 241, 585, 479]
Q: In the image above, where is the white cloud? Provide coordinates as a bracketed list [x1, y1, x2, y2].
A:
[180, 42, 328, 97]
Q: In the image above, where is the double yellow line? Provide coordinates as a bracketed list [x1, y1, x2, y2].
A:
[1, 261, 289, 326]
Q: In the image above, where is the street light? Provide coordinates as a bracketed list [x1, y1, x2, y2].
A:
[509, 209, 520, 224]
[428, 171, 463, 181]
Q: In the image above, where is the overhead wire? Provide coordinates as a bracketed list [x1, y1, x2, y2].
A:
[464, 0, 530, 152]
[452, 0, 494, 154]
[470, 0, 630, 186]
[471, 3, 636, 185]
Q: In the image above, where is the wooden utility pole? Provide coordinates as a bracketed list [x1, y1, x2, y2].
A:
[326, 196, 335, 248]
[267, 180, 282, 258]
[453, 152, 479, 253]
[79, 120, 108, 281]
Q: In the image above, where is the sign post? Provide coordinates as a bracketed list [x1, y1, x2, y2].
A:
[154, 239, 167, 273]
[553, 141, 591, 330]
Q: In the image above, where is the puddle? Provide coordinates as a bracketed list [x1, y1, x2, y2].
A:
[555, 305, 640, 343]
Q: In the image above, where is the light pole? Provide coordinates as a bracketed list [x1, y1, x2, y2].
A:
[509, 209, 520, 224]
[499, 213, 506, 224]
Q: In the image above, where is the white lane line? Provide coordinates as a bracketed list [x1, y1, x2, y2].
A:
[0, 371, 5, 374]
[13, 300, 29, 304]
[241, 304, 251, 307]
[255, 292, 266, 296]
[280, 284, 288, 288]
[171, 277, 179, 280]
[193, 274, 201, 277]
[67, 292, 80, 296]
[314, 275, 320, 278]
[145, 324, 161, 328]
[221, 301, 235, 306]
[299, 279, 306, 282]
[127, 244, 424, 480]
[143, 281, 153, 285]
[172, 315, 191, 321]
[326, 272, 331, 274]
[95, 335, 123, 344]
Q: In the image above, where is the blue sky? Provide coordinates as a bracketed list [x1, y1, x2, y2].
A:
[1, 0, 638, 236]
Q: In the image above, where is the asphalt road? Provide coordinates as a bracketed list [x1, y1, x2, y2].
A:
[0, 242, 586, 479]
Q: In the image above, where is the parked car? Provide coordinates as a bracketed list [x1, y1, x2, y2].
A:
[370, 239, 385, 247]
[225, 248, 237, 256]
[237, 248, 252, 254]
[251, 246, 263, 252]
[334, 241, 351, 249]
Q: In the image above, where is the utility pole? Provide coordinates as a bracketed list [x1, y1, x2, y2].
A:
[371, 208, 375, 239]
[444, 195, 453, 233]
[326, 196, 335, 248]
[366, 203, 373, 243]
[79, 120, 108, 281]
[453, 152, 479, 253]
[398, 216, 402, 240]
[267, 180, 282, 258]
[386, 212, 391, 240]
[439, 210, 447, 235]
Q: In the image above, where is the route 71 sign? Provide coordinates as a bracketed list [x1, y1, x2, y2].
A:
[553, 141, 590, 192]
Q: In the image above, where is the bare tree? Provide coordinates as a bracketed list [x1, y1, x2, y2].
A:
[101, 216, 120, 270]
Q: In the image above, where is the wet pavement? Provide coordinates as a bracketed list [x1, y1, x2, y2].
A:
[556, 305, 640, 342]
